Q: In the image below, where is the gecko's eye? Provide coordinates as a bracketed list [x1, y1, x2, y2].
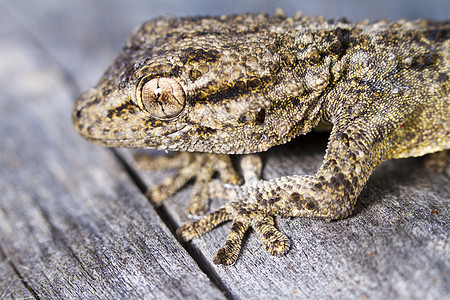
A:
[140, 77, 186, 119]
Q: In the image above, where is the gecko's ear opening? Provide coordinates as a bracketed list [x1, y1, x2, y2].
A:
[255, 108, 266, 125]
[138, 77, 186, 120]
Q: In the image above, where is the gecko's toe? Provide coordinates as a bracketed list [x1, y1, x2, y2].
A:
[178, 199, 290, 265]
[215, 154, 244, 185]
[146, 185, 169, 204]
[213, 217, 249, 265]
[253, 217, 290, 256]
[135, 152, 242, 213]
[177, 207, 232, 241]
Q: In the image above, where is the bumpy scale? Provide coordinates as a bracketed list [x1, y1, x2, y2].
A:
[73, 11, 449, 265]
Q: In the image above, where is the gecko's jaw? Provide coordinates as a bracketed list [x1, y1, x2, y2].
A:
[72, 89, 143, 146]
[73, 89, 282, 153]
[72, 89, 193, 150]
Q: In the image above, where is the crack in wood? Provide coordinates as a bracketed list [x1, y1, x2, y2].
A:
[110, 149, 234, 300]
[0, 244, 41, 300]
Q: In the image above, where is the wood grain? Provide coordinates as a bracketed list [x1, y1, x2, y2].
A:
[0, 4, 224, 299]
[0, 1, 448, 299]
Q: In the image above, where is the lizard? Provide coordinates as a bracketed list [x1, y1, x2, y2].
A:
[72, 11, 449, 265]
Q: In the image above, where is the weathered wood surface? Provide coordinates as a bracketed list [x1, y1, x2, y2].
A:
[0, 3, 224, 300]
[0, 1, 448, 299]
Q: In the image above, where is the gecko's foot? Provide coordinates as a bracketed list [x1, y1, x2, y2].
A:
[134, 152, 242, 215]
[177, 202, 290, 265]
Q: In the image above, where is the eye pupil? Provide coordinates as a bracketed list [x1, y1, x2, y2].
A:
[141, 77, 186, 119]
[154, 87, 162, 97]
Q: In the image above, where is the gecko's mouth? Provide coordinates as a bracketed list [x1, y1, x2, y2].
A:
[72, 84, 195, 148]
[73, 95, 195, 151]
[75, 131, 184, 151]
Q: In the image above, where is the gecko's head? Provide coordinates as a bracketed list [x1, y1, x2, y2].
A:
[73, 15, 334, 154]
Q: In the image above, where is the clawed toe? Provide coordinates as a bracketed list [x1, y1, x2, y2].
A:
[178, 204, 290, 265]
[212, 217, 249, 265]
[177, 207, 232, 241]
[253, 217, 290, 256]
[134, 152, 242, 212]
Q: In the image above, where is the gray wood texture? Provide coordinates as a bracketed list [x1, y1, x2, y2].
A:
[0, 1, 448, 299]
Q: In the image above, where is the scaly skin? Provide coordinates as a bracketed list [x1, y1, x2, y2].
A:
[73, 12, 449, 265]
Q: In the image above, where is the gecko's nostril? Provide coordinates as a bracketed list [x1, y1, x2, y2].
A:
[75, 108, 82, 119]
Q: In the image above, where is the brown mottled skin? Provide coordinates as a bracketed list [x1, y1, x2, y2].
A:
[73, 11, 449, 265]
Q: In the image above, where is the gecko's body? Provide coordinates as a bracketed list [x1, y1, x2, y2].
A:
[73, 12, 449, 265]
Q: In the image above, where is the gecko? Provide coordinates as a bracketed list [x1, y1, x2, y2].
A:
[73, 11, 449, 265]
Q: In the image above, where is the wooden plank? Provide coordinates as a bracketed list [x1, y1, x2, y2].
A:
[0, 6, 225, 300]
[3, 1, 448, 299]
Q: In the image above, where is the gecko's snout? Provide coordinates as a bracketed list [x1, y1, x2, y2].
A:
[72, 88, 101, 140]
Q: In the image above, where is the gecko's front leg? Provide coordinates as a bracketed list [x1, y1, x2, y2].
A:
[178, 122, 383, 265]
[134, 152, 243, 215]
